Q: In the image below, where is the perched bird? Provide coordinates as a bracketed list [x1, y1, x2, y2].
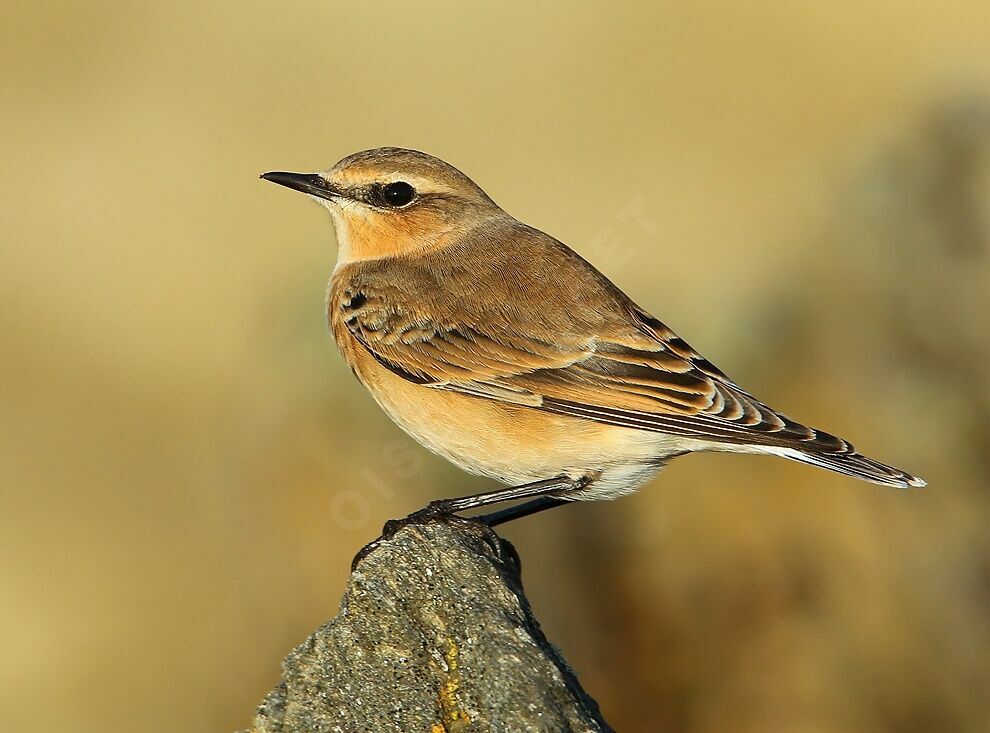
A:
[262, 148, 924, 524]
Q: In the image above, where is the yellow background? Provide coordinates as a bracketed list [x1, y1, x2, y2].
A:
[2, 2, 988, 731]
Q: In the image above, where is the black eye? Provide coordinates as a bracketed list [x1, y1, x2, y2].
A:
[381, 181, 415, 207]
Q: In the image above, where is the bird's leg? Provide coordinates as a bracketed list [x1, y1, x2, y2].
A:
[371, 475, 593, 557]
[424, 474, 592, 517]
[476, 472, 598, 525]
[478, 496, 571, 527]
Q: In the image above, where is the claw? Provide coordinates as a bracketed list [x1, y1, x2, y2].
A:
[351, 501, 467, 570]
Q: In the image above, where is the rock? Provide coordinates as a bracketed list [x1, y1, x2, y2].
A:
[245, 514, 612, 733]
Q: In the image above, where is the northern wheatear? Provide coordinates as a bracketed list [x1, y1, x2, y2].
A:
[262, 148, 924, 524]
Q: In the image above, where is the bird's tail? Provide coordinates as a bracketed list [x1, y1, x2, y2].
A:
[769, 444, 926, 488]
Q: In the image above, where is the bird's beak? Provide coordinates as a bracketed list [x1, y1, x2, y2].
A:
[260, 171, 340, 202]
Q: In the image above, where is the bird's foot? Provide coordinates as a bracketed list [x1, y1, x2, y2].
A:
[351, 500, 462, 571]
[382, 499, 458, 536]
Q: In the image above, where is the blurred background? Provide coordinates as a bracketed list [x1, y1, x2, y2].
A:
[2, 2, 989, 731]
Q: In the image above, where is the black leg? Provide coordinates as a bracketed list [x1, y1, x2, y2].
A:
[427, 474, 590, 515]
[365, 475, 594, 565]
[479, 496, 571, 527]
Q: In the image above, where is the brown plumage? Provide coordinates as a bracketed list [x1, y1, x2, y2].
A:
[262, 148, 924, 514]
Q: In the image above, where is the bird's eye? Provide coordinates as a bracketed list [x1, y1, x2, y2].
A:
[381, 181, 415, 207]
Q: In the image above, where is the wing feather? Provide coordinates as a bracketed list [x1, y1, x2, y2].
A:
[336, 278, 841, 455]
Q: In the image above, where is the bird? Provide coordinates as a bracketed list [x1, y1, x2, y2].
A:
[261, 147, 925, 525]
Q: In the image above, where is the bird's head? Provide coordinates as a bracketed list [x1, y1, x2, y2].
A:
[262, 147, 502, 264]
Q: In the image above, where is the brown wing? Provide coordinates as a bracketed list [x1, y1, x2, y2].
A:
[335, 253, 845, 455]
[526, 307, 849, 451]
[335, 280, 594, 387]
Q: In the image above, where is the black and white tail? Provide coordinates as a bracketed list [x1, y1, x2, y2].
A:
[764, 443, 926, 488]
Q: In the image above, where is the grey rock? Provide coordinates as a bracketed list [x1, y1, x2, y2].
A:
[246, 515, 613, 733]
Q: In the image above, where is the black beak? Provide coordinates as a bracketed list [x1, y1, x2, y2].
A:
[260, 171, 339, 201]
